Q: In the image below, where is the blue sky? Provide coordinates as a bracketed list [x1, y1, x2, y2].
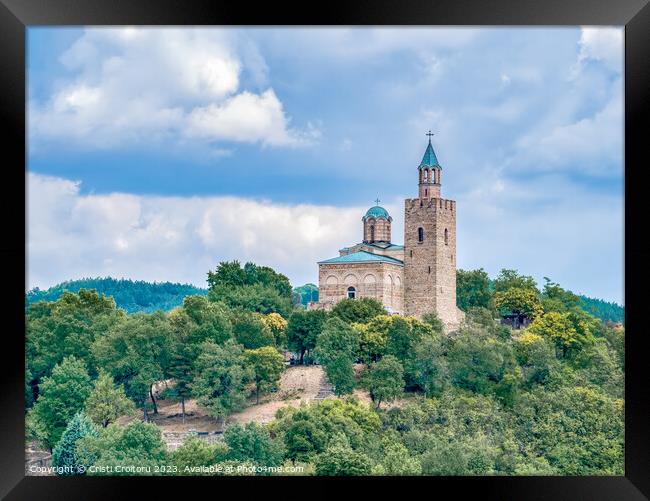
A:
[27, 27, 624, 303]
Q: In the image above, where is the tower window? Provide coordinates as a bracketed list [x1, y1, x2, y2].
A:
[425, 189, 428, 196]
[347, 286, 357, 299]
[428, 266, 431, 274]
[444, 228, 449, 245]
[418, 227, 424, 242]
[370, 225, 375, 242]
[410, 250, 413, 257]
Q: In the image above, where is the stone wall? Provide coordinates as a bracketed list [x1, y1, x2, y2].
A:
[403, 196, 462, 329]
[162, 431, 224, 452]
[363, 217, 391, 243]
[317, 261, 404, 314]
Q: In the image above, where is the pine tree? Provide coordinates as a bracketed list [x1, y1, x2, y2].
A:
[51, 412, 97, 475]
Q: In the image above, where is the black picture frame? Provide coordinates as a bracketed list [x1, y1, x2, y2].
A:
[1, 0, 648, 498]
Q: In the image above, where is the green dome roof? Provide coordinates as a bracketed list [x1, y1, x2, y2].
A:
[364, 205, 390, 220]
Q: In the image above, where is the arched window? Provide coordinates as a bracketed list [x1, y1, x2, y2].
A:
[424, 170, 428, 182]
[418, 227, 424, 242]
[444, 228, 449, 245]
[347, 286, 357, 299]
[370, 225, 375, 242]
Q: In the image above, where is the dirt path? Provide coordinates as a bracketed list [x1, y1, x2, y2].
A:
[228, 365, 325, 425]
[140, 365, 327, 433]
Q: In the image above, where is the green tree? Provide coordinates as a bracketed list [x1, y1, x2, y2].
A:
[421, 312, 444, 334]
[192, 339, 253, 422]
[232, 311, 275, 349]
[170, 436, 229, 475]
[26, 289, 122, 389]
[224, 422, 285, 468]
[208, 261, 292, 298]
[540, 277, 580, 313]
[51, 411, 98, 475]
[207, 261, 293, 316]
[446, 325, 518, 399]
[331, 297, 385, 324]
[92, 312, 172, 419]
[276, 398, 380, 462]
[25, 363, 34, 409]
[515, 386, 623, 474]
[371, 438, 422, 475]
[493, 287, 543, 319]
[514, 331, 557, 387]
[76, 421, 168, 475]
[245, 346, 285, 404]
[354, 321, 388, 364]
[362, 356, 404, 409]
[286, 310, 327, 364]
[313, 316, 360, 395]
[492, 269, 539, 293]
[167, 298, 233, 422]
[166, 347, 194, 423]
[324, 356, 356, 396]
[262, 312, 289, 348]
[527, 311, 592, 358]
[456, 268, 492, 311]
[209, 283, 292, 317]
[27, 356, 93, 450]
[355, 315, 433, 365]
[178, 295, 233, 348]
[282, 413, 328, 462]
[407, 335, 448, 397]
[314, 434, 371, 476]
[85, 371, 136, 428]
[314, 316, 359, 365]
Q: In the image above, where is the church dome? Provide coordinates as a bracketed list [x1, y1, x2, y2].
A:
[364, 205, 390, 220]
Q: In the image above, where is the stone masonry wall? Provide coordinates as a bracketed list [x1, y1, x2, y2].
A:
[363, 217, 392, 243]
[317, 261, 404, 314]
[403, 197, 462, 329]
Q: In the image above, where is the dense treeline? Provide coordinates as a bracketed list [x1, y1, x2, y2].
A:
[456, 268, 624, 325]
[27, 272, 623, 325]
[577, 295, 624, 325]
[26, 278, 207, 313]
[25, 262, 624, 476]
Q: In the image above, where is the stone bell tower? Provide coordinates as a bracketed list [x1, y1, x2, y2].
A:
[403, 132, 462, 330]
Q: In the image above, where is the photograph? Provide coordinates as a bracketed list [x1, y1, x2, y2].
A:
[24, 26, 625, 478]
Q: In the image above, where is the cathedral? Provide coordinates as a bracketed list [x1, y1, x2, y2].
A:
[312, 134, 464, 330]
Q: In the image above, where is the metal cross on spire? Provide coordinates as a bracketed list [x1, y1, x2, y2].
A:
[374, 197, 381, 206]
[426, 130, 435, 142]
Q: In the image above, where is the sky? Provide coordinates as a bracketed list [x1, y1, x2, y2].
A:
[27, 27, 624, 304]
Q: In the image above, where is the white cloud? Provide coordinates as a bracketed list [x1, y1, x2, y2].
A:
[456, 173, 624, 303]
[27, 173, 363, 290]
[511, 84, 622, 175]
[27, 172, 623, 303]
[30, 28, 314, 150]
[186, 90, 307, 146]
[578, 26, 623, 72]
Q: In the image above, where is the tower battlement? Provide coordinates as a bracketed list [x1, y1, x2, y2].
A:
[405, 197, 456, 211]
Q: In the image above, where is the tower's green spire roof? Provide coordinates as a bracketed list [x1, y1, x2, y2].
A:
[419, 139, 441, 169]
